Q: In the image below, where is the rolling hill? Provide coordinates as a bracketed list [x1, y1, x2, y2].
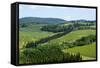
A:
[63, 42, 96, 60]
[19, 17, 67, 24]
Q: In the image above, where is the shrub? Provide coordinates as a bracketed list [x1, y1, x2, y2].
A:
[19, 44, 82, 64]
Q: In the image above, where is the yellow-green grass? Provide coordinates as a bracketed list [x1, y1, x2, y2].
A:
[57, 30, 95, 42]
[63, 43, 96, 60]
[20, 24, 46, 32]
[63, 23, 73, 26]
[43, 30, 96, 45]
[19, 23, 56, 48]
[90, 26, 96, 28]
[19, 31, 55, 48]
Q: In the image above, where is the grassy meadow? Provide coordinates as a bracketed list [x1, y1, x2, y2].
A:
[63, 43, 96, 60]
[19, 21, 96, 64]
[18, 4, 96, 64]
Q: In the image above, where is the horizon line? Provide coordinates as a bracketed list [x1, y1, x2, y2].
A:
[19, 16, 96, 21]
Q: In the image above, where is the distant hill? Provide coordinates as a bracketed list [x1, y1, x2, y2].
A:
[19, 17, 66, 24]
[68, 19, 96, 23]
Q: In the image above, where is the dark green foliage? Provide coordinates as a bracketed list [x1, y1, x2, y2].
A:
[74, 34, 96, 46]
[57, 34, 96, 49]
[41, 24, 76, 33]
[59, 42, 74, 49]
[20, 34, 95, 64]
[78, 26, 96, 30]
[25, 32, 71, 48]
[19, 45, 82, 64]
[41, 22, 96, 33]
[63, 52, 82, 62]
[20, 23, 28, 28]
[25, 41, 37, 48]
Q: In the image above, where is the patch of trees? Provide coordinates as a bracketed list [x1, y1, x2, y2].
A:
[59, 34, 96, 49]
[73, 34, 96, 46]
[25, 31, 73, 48]
[40, 24, 76, 33]
[19, 45, 82, 64]
[76, 22, 95, 26]
[20, 30, 96, 64]
[20, 23, 28, 28]
[78, 26, 96, 30]
[40, 22, 96, 33]
[25, 28, 95, 48]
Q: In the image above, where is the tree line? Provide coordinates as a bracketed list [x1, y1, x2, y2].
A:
[40, 22, 96, 32]
[25, 31, 71, 48]
[59, 34, 96, 49]
[20, 34, 95, 64]
[25, 24, 76, 48]
[25, 23, 77, 48]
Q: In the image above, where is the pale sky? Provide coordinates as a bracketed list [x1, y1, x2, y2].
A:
[19, 4, 96, 21]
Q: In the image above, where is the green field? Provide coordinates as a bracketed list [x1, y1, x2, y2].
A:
[19, 24, 55, 48]
[20, 24, 46, 32]
[18, 6, 96, 64]
[57, 30, 95, 42]
[63, 43, 96, 60]
[19, 31, 55, 48]
[19, 22, 96, 64]
[43, 30, 96, 45]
